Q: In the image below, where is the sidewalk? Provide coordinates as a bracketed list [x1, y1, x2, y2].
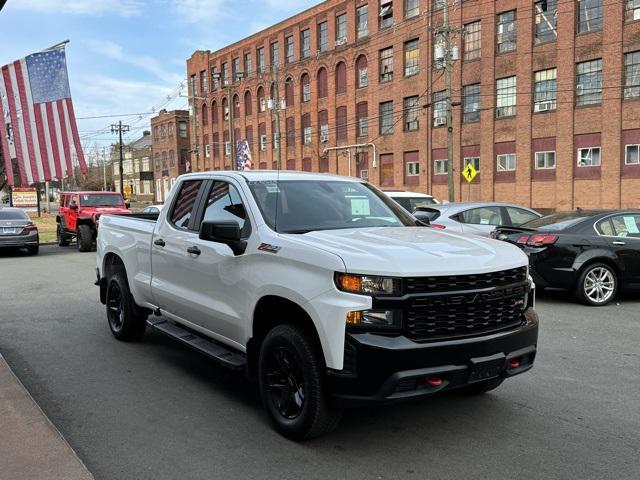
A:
[0, 354, 94, 480]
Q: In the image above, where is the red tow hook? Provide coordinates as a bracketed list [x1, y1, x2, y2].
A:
[426, 377, 443, 387]
[508, 359, 521, 370]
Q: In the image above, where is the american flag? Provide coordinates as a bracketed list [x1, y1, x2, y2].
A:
[0, 46, 87, 187]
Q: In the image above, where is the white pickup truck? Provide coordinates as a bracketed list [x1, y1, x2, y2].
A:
[96, 171, 539, 440]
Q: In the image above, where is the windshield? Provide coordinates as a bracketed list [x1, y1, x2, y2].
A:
[522, 212, 590, 231]
[394, 196, 437, 212]
[0, 209, 28, 220]
[248, 180, 416, 233]
[79, 194, 124, 207]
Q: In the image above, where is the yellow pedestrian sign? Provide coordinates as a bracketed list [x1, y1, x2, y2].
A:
[462, 162, 477, 183]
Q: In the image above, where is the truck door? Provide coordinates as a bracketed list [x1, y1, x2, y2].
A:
[67, 194, 79, 232]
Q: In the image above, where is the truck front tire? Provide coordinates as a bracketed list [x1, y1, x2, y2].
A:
[258, 324, 342, 440]
[105, 272, 147, 341]
[77, 224, 93, 252]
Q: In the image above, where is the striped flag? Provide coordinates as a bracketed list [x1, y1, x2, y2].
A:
[0, 46, 87, 187]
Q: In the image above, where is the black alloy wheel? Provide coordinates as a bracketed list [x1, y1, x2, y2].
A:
[106, 280, 124, 334]
[265, 346, 306, 420]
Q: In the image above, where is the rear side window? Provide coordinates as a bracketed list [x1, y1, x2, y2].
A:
[506, 207, 539, 227]
[459, 207, 504, 225]
[609, 215, 640, 238]
[169, 180, 203, 230]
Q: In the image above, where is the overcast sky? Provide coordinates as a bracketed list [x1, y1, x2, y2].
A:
[0, 0, 317, 159]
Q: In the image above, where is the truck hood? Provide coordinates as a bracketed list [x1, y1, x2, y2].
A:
[287, 227, 527, 276]
[79, 207, 129, 216]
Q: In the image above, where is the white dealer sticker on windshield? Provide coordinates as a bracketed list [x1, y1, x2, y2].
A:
[351, 198, 370, 216]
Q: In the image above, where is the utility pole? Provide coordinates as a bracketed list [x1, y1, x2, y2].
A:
[227, 84, 235, 170]
[189, 76, 200, 172]
[111, 121, 129, 195]
[270, 64, 282, 170]
[102, 146, 107, 191]
[432, 1, 462, 202]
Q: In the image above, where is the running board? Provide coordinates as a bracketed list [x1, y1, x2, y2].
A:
[147, 319, 246, 370]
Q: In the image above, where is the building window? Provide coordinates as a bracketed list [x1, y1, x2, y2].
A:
[357, 5, 369, 38]
[286, 117, 295, 147]
[432, 90, 447, 126]
[318, 21, 328, 52]
[496, 76, 516, 118]
[336, 62, 347, 94]
[405, 0, 419, 18]
[257, 47, 265, 73]
[244, 91, 252, 116]
[232, 57, 241, 82]
[464, 157, 480, 172]
[270, 41, 279, 67]
[379, 101, 394, 135]
[534, 68, 557, 112]
[464, 21, 481, 61]
[497, 11, 516, 53]
[356, 55, 368, 88]
[404, 96, 419, 131]
[577, 0, 603, 33]
[336, 13, 347, 44]
[578, 147, 601, 166]
[199, 70, 207, 94]
[301, 73, 311, 102]
[302, 113, 311, 144]
[433, 0, 445, 11]
[497, 153, 516, 171]
[625, 144, 640, 164]
[179, 122, 187, 138]
[336, 106, 348, 142]
[434, 159, 448, 175]
[356, 101, 368, 137]
[210, 67, 219, 91]
[380, 47, 393, 82]
[404, 39, 419, 76]
[285, 36, 294, 64]
[576, 59, 602, 106]
[201, 103, 208, 126]
[406, 161, 419, 176]
[318, 109, 328, 143]
[244, 53, 252, 77]
[626, 0, 640, 22]
[317, 67, 328, 98]
[221, 62, 228, 86]
[624, 51, 640, 99]
[285, 79, 294, 108]
[535, 151, 556, 169]
[300, 29, 311, 59]
[257, 86, 265, 112]
[535, 0, 557, 43]
[463, 84, 480, 123]
[380, 0, 394, 28]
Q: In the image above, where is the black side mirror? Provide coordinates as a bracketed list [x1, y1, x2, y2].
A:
[199, 220, 246, 255]
[125, 201, 131, 209]
[70, 202, 78, 211]
[413, 212, 431, 226]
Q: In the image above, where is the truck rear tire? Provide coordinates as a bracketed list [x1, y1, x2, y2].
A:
[105, 272, 147, 341]
[57, 224, 70, 246]
[258, 324, 342, 440]
[77, 224, 93, 252]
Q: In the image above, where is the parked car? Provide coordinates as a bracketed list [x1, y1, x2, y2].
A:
[383, 191, 438, 218]
[416, 202, 542, 236]
[57, 191, 129, 252]
[0, 207, 39, 255]
[493, 210, 640, 306]
[96, 171, 538, 440]
[142, 204, 163, 214]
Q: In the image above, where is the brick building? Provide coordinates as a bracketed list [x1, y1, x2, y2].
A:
[111, 131, 154, 202]
[186, 0, 640, 210]
[151, 109, 190, 202]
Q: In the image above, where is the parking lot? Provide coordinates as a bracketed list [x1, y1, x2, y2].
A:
[0, 245, 639, 480]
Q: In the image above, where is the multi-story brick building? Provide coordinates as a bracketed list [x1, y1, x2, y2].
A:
[151, 109, 190, 202]
[111, 131, 154, 202]
[186, 0, 640, 210]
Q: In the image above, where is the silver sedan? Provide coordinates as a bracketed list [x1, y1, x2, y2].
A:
[415, 202, 541, 237]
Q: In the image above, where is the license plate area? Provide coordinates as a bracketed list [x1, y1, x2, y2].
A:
[1, 227, 17, 235]
[468, 353, 505, 383]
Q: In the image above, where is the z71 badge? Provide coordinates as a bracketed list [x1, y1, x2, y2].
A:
[258, 243, 282, 254]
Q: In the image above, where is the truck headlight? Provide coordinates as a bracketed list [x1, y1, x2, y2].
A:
[346, 310, 402, 330]
[335, 273, 402, 296]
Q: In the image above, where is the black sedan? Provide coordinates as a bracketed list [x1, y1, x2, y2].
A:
[493, 210, 640, 306]
[0, 207, 39, 255]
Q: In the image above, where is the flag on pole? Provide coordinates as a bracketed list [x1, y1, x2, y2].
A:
[236, 139, 253, 171]
[0, 45, 87, 187]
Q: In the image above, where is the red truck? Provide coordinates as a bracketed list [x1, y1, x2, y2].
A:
[57, 192, 129, 251]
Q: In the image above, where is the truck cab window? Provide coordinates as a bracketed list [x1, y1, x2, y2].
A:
[202, 181, 248, 235]
[169, 180, 203, 230]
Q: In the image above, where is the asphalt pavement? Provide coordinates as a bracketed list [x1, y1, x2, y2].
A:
[0, 245, 639, 480]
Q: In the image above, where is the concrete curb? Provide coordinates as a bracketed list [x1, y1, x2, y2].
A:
[0, 354, 94, 480]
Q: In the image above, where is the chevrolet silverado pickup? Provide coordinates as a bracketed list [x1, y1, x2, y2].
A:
[96, 171, 539, 440]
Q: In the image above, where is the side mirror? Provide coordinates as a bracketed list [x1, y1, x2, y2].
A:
[199, 220, 246, 255]
[413, 212, 431, 225]
[125, 201, 131, 209]
[70, 202, 78, 211]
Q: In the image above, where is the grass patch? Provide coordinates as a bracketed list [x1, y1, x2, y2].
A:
[29, 213, 58, 244]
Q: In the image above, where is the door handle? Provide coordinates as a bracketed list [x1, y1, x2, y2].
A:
[187, 246, 201, 256]
[613, 241, 626, 246]
[154, 238, 166, 247]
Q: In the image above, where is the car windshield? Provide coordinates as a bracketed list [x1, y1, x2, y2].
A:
[79, 194, 124, 207]
[248, 180, 416, 233]
[522, 212, 590, 231]
[394, 197, 437, 212]
[0, 209, 28, 220]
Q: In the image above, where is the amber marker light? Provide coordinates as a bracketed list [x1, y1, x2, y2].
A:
[336, 274, 362, 294]
[346, 311, 362, 325]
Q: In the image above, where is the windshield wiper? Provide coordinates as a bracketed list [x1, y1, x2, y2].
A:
[281, 229, 315, 234]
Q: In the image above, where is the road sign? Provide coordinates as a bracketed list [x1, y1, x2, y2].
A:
[462, 162, 477, 183]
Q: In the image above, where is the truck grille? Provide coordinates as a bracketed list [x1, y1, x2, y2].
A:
[404, 267, 528, 341]
[406, 266, 527, 294]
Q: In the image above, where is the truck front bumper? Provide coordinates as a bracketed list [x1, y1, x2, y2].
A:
[328, 307, 538, 407]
